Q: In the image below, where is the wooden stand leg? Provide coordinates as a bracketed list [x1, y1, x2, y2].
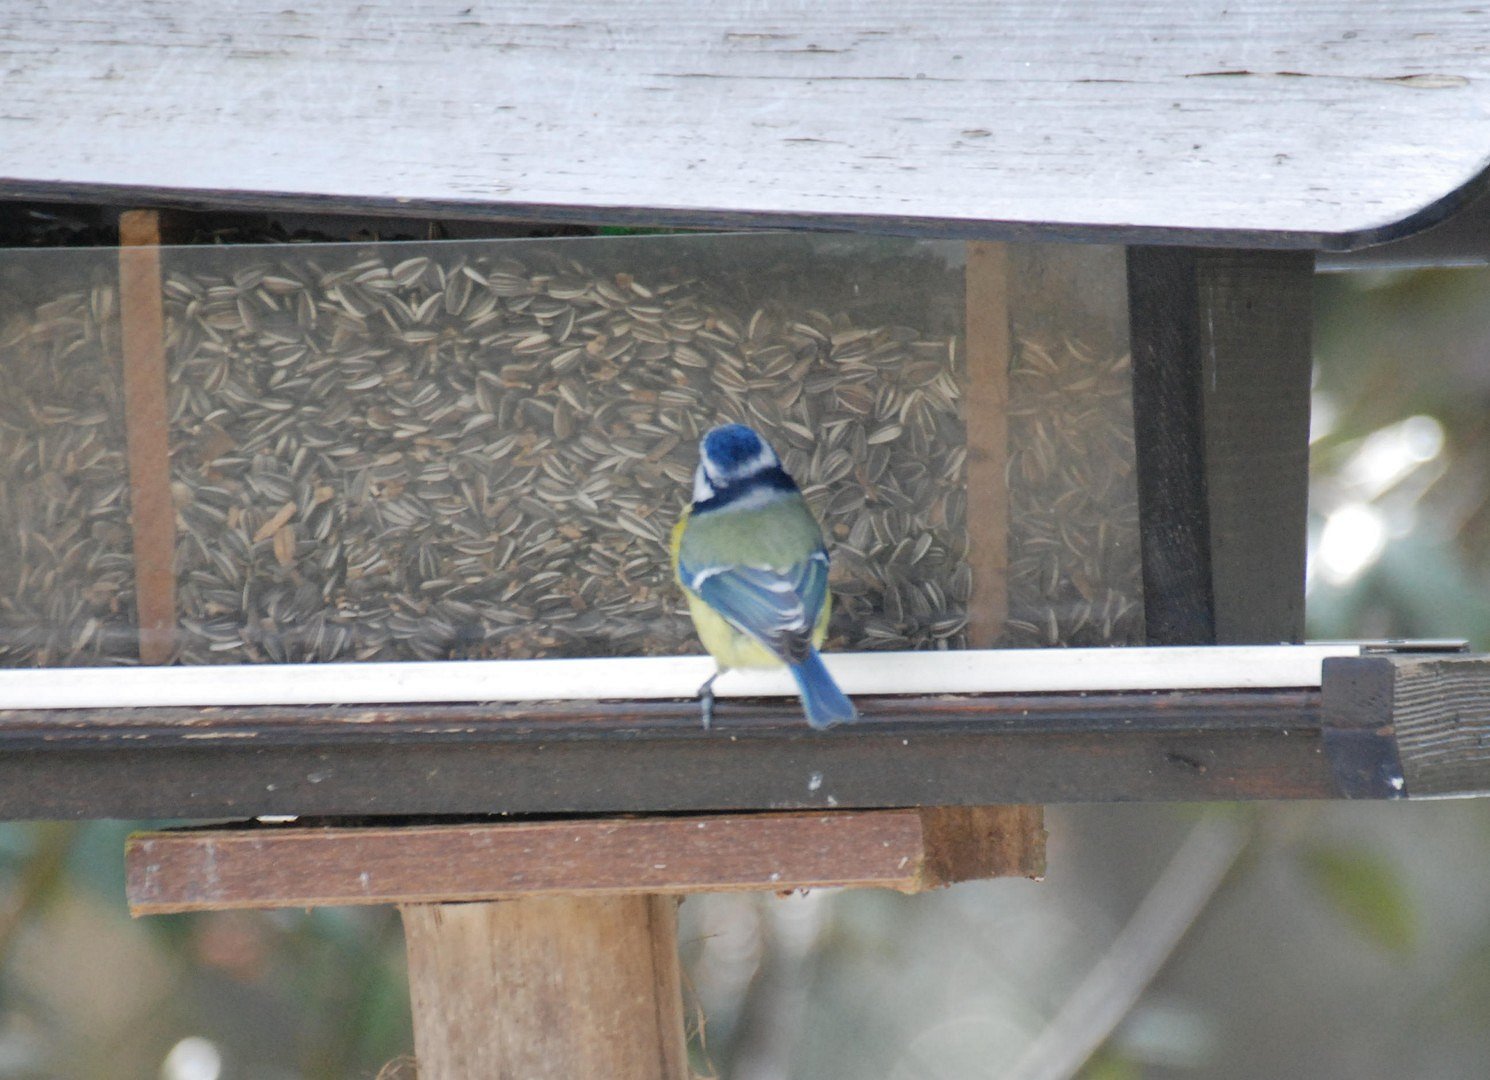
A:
[400, 894, 689, 1080]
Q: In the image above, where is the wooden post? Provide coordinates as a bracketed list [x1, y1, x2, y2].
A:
[1194, 251, 1314, 645]
[401, 896, 688, 1080]
[1127, 248, 1314, 646]
[1127, 248, 1214, 645]
[118, 210, 177, 663]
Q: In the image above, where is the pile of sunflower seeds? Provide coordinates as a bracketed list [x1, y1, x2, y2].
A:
[0, 270, 138, 666]
[162, 244, 971, 663]
[0, 238, 1145, 669]
[1004, 333, 1144, 647]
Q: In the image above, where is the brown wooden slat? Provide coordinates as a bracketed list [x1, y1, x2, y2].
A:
[963, 242, 1011, 647]
[118, 210, 176, 663]
[125, 806, 1046, 914]
[0, 689, 1335, 818]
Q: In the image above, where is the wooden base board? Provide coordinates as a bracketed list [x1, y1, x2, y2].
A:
[126, 806, 1045, 915]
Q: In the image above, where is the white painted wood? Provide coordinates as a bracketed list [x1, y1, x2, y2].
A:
[2, 2, 1488, 245]
[0, 645, 1366, 710]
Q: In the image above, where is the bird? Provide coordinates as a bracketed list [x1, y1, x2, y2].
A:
[671, 422, 857, 730]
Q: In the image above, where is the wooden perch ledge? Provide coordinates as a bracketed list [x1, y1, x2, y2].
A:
[1, 647, 1485, 818]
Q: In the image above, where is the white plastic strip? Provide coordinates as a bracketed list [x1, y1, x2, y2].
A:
[0, 645, 1365, 711]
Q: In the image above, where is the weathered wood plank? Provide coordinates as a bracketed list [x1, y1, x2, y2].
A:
[124, 806, 1045, 913]
[0, 689, 1336, 817]
[401, 896, 688, 1080]
[1325, 653, 1490, 798]
[3, 2, 1489, 247]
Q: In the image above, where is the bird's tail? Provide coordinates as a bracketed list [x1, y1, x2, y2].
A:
[789, 648, 857, 729]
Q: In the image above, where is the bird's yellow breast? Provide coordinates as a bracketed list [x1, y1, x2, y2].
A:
[670, 509, 830, 671]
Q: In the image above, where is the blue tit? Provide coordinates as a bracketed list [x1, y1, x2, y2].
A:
[671, 423, 857, 730]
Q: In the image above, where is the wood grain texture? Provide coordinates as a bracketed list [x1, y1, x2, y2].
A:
[1196, 251, 1314, 644]
[3, 2, 1490, 246]
[0, 689, 1336, 818]
[962, 242, 1010, 646]
[1329, 653, 1490, 798]
[124, 806, 1045, 913]
[118, 210, 177, 663]
[401, 896, 688, 1080]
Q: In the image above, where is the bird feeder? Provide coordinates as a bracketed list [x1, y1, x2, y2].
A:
[4, 2, 1490, 1074]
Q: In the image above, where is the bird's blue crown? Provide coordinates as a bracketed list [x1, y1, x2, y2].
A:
[702, 424, 771, 480]
[693, 423, 796, 508]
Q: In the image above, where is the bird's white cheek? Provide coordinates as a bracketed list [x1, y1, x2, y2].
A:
[692, 468, 715, 503]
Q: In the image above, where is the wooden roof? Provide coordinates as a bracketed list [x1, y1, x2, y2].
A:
[4, 3, 1490, 248]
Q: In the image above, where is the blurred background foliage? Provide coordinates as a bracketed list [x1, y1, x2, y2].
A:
[4, 263, 1490, 1078]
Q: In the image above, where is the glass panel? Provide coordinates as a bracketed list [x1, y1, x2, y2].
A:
[0, 254, 135, 666]
[1003, 245, 1144, 646]
[0, 232, 1144, 668]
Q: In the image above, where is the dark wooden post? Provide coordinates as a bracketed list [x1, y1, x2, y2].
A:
[1128, 248, 1315, 645]
[1197, 251, 1315, 644]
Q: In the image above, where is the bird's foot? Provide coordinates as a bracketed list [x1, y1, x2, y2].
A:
[697, 671, 719, 732]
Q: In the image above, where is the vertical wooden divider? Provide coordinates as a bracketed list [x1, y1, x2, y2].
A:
[964, 241, 1011, 648]
[963, 244, 1044, 866]
[118, 210, 177, 664]
[401, 896, 689, 1080]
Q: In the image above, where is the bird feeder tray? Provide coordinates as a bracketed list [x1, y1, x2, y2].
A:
[6, 225, 1484, 815]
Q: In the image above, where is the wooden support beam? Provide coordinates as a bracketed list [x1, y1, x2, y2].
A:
[118, 209, 177, 663]
[125, 807, 1046, 914]
[401, 895, 689, 1080]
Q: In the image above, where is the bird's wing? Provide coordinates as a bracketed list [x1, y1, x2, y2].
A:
[683, 549, 829, 664]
